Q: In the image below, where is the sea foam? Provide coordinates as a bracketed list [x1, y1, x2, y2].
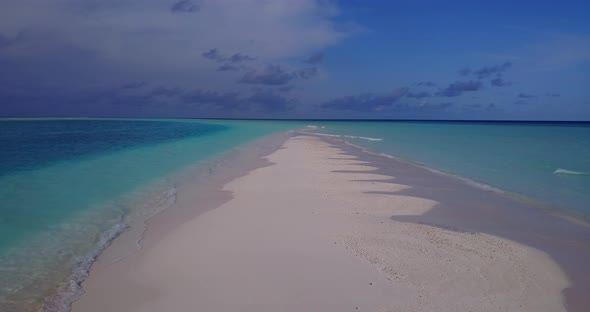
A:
[42, 185, 178, 312]
[554, 168, 586, 175]
[43, 222, 128, 312]
[307, 132, 383, 142]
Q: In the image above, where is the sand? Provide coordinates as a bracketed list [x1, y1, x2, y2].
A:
[72, 135, 570, 312]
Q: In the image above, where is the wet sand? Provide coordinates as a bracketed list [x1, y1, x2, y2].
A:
[71, 134, 589, 312]
[325, 134, 590, 311]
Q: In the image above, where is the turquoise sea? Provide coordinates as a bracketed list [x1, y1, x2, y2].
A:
[0, 119, 299, 312]
[308, 121, 590, 219]
[1, 119, 589, 311]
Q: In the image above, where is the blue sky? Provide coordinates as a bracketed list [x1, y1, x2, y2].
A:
[0, 0, 588, 120]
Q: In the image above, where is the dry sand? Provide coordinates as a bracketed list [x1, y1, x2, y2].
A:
[72, 135, 570, 312]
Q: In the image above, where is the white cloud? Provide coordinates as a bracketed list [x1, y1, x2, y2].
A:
[0, 0, 348, 71]
[0, 0, 356, 116]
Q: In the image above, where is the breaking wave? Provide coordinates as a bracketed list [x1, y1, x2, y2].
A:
[42, 222, 128, 312]
[307, 132, 383, 142]
[42, 185, 178, 312]
[554, 168, 587, 175]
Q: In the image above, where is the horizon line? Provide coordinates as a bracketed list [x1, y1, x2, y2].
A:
[1, 117, 589, 123]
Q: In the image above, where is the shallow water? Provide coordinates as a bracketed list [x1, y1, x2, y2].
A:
[0, 118, 300, 312]
[329, 135, 590, 312]
[307, 121, 590, 219]
[2, 118, 588, 311]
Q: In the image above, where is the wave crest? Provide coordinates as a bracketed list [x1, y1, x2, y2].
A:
[43, 222, 128, 312]
[554, 168, 586, 175]
[42, 185, 178, 312]
[307, 132, 383, 142]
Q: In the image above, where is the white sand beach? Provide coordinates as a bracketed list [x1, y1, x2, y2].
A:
[72, 135, 570, 312]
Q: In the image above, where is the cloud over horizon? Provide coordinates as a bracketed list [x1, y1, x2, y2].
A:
[0, 1, 587, 120]
[304, 52, 324, 64]
[518, 93, 536, 98]
[238, 65, 318, 86]
[170, 0, 200, 13]
[473, 62, 512, 79]
[319, 87, 457, 114]
[320, 88, 409, 112]
[0, 0, 347, 88]
[437, 81, 483, 97]
[459, 62, 514, 89]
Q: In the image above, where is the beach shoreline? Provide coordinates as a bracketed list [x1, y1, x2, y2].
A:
[71, 134, 589, 312]
[304, 130, 590, 227]
[320, 134, 590, 311]
[40, 131, 293, 312]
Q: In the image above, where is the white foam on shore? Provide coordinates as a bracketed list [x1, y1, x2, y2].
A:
[305, 131, 590, 226]
[304, 131, 383, 142]
[312, 133, 590, 227]
[134, 185, 178, 252]
[48, 131, 292, 312]
[360, 142, 504, 193]
[42, 222, 128, 312]
[307, 132, 506, 195]
[42, 184, 179, 312]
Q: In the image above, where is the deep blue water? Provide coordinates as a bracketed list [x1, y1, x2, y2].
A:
[0, 119, 226, 176]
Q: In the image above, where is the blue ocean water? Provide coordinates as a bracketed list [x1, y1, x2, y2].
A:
[0, 119, 298, 312]
[0, 119, 226, 176]
[308, 121, 590, 219]
[2, 119, 588, 311]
